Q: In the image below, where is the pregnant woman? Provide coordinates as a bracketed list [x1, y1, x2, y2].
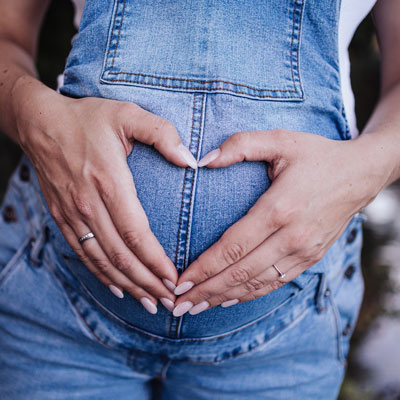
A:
[1, 0, 399, 398]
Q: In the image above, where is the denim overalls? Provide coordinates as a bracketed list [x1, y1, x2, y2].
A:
[0, 1, 366, 398]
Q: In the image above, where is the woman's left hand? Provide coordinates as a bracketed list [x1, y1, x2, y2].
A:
[172, 129, 383, 316]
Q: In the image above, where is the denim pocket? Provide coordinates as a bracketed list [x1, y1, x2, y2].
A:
[99, 0, 306, 100]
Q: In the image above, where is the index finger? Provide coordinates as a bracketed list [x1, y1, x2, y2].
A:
[98, 165, 178, 287]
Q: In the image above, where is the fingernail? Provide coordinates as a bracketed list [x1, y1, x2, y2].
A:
[140, 297, 158, 314]
[221, 298, 239, 308]
[198, 148, 221, 167]
[174, 281, 195, 295]
[178, 143, 197, 169]
[160, 297, 175, 312]
[108, 285, 124, 299]
[189, 300, 210, 315]
[173, 301, 194, 317]
[163, 278, 176, 292]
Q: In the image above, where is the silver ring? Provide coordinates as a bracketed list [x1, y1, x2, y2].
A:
[272, 263, 286, 279]
[78, 232, 95, 244]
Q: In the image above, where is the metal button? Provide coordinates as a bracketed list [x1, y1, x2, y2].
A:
[344, 265, 356, 279]
[19, 164, 30, 182]
[346, 228, 357, 244]
[2, 205, 17, 223]
[324, 288, 331, 297]
[342, 322, 352, 336]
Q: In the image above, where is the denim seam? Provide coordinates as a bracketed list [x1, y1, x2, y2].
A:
[188, 296, 316, 364]
[48, 252, 320, 346]
[9, 181, 35, 238]
[0, 237, 30, 288]
[328, 293, 346, 365]
[42, 249, 118, 350]
[170, 93, 205, 338]
[175, 93, 206, 338]
[101, 0, 305, 99]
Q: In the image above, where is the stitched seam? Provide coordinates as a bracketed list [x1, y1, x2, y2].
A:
[296, 0, 305, 94]
[43, 255, 116, 350]
[169, 94, 197, 337]
[182, 94, 205, 273]
[110, 0, 126, 73]
[175, 93, 206, 339]
[10, 181, 35, 238]
[56, 253, 319, 343]
[104, 0, 304, 97]
[106, 73, 298, 93]
[188, 300, 314, 364]
[101, 78, 303, 99]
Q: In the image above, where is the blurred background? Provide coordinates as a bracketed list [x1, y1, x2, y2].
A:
[0, 2, 399, 399]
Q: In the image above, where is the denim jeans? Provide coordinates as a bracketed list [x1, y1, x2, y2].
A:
[0, 0, 366, 398]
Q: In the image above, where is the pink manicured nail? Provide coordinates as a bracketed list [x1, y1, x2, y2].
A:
[140, 297, 158, 314]
[163, 278, 176, 292]
[189, 301, 210, 315]
[160, 297, 175, 312]
[173, 301, 194, 317]
[221, 299, 239, 308]
[108, 285, 124, 299]
[198, 148, 221, 167]
[178, 144, 197, 169]
[174, 281, 195, 295]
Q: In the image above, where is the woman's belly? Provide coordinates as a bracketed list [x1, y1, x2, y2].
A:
[36, 85, 347, 339]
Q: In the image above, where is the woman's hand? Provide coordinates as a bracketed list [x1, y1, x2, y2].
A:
[171, 129, 386, 316]
[12, 78, 198, 314]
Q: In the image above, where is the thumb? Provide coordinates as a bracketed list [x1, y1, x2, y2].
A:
[198, 130, 283, 168]
[121, 102, 197, 169]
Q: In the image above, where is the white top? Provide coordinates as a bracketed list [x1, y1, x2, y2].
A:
[60, 0, 378, 139]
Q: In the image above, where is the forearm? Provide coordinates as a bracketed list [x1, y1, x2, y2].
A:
[0, 37, 54, 146]
[351, 79, 400, 193]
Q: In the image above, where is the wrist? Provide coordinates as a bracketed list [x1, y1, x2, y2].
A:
[347, 132, 397, 205]
[10, 75, 63, 148]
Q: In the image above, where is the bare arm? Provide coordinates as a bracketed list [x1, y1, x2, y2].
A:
[0, 0, 50, 142]
[0, 1, 200, 313]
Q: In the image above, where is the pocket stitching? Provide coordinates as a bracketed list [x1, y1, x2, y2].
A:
[100, 0, 306, 99]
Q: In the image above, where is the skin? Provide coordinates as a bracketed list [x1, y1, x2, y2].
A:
[1, 0, 399, 317]
[172, 0, 400, 316]
[0, 0, 200, 312]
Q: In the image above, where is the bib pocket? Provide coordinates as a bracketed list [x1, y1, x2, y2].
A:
[100, 0, 306, 100]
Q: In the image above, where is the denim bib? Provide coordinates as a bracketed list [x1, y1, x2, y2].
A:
[33, 0, 359, 338]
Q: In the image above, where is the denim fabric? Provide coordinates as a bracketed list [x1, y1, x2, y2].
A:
[0, 158, 365, 398]
[0, 0, 366, 397]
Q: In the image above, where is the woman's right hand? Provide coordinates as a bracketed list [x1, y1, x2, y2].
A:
[11, 77, 197, 314]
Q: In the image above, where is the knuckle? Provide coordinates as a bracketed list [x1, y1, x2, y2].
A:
[140, 281, 159, 294]
[118, 101, 138, 119]
[91, 258, 110, 273]
[244, 277, 266, 292]
[221, 242, 245, 265]
[109, 251, 132, 273]
[271, 202, 294, 225]
[268, 280, 285, 291]
[196, 286, 213, 300]
[71, 192, 94, 219]
[122, 230, 144, 251]
[229, 265, 252, 285]
[97, 178, 116, 205]
[214, 293, 229, 304]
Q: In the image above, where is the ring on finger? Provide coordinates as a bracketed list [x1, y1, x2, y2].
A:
[272, 263, 286, 279]
[78, 231, 96, 244]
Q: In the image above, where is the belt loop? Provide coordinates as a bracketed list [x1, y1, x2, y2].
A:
[315, 272, 328, 313]
[29, 224, 49, 267]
